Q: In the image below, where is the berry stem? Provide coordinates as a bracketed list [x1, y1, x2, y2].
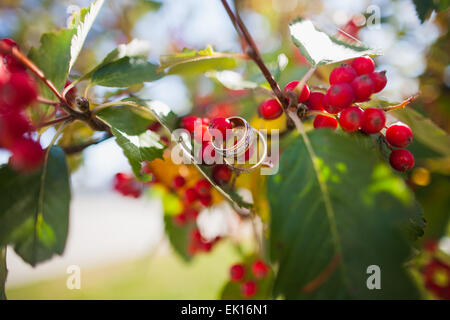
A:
[292, 66, 316, 98]
[0, 43, 85, 119]
[220, 0, 288, 109]
[36, 97, 60, 106]
[381, 94, 418, 112]
[62, 132, 113, 154]
[36, 115, 74, 129]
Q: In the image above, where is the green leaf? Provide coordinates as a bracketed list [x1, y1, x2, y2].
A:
[289, 18, 377, 66]
[68, 0, 105, 72]
[158, 45, 240, 75]
[268, 130, 423, 299]
[206, 70, 259, 90]
[78, 39, 151, 82]
[97, 105, 166, 179]
[0, 147, 71, 266]
[0, 246, 6, 300]
[391, 108, 450, 157]
[164, 216, 195, 262]
[413, 0, 449, 22]
[415, 174, 450, 240]
[91, 57, 161, 87]
[28, 29, 76, 98]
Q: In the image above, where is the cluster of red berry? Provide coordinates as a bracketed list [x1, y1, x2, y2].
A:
[229, 259, 270, 298]
[113, 172, 144, 198]
[171, 175, 223, 255]
[258, 56, 415, 172]
[180, 115, 251, 165]
[187, 228, 221, 256]
[0, 38, 43, 172]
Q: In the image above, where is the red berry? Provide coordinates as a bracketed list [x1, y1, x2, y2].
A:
[1, 38, 25, 72]
[212, 164, 231, 185]
[329, 64, 357, 84]
[184, 207, 199, 221]
[369, 71, 387, 93]
[9, 138, 44, 172]
[423, 258, 450, 300]
[198, 141, 217, 165]
[313, 114, 338, 130]
[184, 187, 198, 204]
[180, 115, 199, 133]
[389, 149, 415, 172]
[351, 74, 374, 102]
[251, 260, 269, 279]
[241, 281, 258, 298]
[173, 213, 187, 226]
[0, 72, 38, 110]
[0, 59, 10, 85]
[284, 80, 310, 103]
[172, 175, 186, 189]
[361, 108, 386, 134]
[194, 124, 212, 143]
[322, 95, 343, 114]
[259, 99, 282, 120]
[325, 83, 354, 110]
[148, 121, 161, 132]
[230, 264, 245, 282]
[209, 117, 232, 140]
[0, 111, 31, 148]
[351, 56, 375, 75]
[195, 179, 211, 197]
[339, 106, 364, 132]
[198, 193, 212, 206]
[306, 92, 326, 111]
[386, 123, 413, 148]
[113, 173, 142, 198]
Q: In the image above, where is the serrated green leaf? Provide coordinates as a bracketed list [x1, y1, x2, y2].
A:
[289, 18, 377, 66]
[78, 39, 151, 84]
[268, 130, 423, 299]
[28, 29, 76, 98]
[0, 246, 6, 300]
[164, 215, 195, 262]
[391, 108, 450, 157]
[159, 46, 240, 75]
[68, 0, 105, 72]
[97, 106, 165, 179]
[91, 57, 161, 87]
[0, 147, 71, 266]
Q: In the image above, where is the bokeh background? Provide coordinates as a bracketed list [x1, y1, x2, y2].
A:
[0, 0, 449, 299]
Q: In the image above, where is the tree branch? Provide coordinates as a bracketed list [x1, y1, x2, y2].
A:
[62, 133, 113, 154]
[220, 0, 288, 109]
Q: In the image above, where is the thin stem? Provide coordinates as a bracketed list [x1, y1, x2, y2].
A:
[382, 94, 418, 112]
[220, 0, 288, 108]
[62, 133, 113, 154]
[0, 43, 84, 118]
[36, 97, 60, 106]
[36, 115, 74, 129]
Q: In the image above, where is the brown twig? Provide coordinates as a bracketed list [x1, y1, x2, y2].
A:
[36, 115, 74, 129]
[36, 97, 60, 106]
[62, 133, 113, 154]
[0, 42, 109, 133]
[220, 0, 288, 109]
